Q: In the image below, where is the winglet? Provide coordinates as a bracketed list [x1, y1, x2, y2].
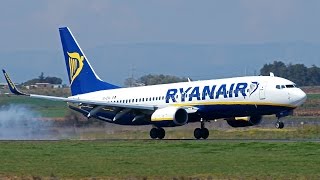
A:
[2, 69, 28, 96]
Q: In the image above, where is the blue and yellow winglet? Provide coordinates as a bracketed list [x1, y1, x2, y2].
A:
[2, 69, 28, 96]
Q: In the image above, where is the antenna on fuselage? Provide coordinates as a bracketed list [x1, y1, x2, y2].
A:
[270, 72, 275, 77]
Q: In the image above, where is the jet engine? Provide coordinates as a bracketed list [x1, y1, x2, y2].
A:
[151, 106, 188, 126]
[226, 115, 262, 128]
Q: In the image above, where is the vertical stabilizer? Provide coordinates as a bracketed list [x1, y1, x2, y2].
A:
[59, 27, 119, 95]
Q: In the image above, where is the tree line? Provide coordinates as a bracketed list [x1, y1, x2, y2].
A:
[260, 61, 320, 86]
[23, 72, 62, 85]
[124, 74, 188, 87]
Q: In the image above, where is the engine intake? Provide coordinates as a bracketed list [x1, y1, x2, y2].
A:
[151, 106, 188, 126]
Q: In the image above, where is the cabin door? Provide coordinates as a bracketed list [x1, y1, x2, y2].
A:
[259, 82, 267, 100]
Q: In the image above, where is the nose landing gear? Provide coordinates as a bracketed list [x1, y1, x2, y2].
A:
[275, 111, 292, 129]
[275, 121, 284, 129]
[194, 119, 209, 139]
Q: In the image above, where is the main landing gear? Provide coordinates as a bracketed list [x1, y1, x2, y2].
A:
[194, 119, 209, 139]
[150, 127, 165, 139]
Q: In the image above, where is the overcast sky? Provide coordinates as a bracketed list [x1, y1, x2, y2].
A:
[1, 0, 320, 51]
[1, 0, 320, 84]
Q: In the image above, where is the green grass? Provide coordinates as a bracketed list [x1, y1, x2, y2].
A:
[0, 95, 67, 117]
[0, 141, 319, 179]
[307, 93, 320, 99]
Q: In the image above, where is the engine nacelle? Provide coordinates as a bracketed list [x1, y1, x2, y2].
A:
[151, 106, 188, 126]
[226, 115, 262, 128]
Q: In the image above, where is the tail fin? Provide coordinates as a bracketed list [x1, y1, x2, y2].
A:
[59, 27, 119, 96]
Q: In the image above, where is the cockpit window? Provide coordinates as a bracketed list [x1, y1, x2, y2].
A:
[285, 84, 295, 88]
[276, 84, 297, 89]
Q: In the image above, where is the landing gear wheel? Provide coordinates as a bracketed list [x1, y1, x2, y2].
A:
[275, 121, 284, 129]
[150, 127, 166, 139]
[194, 128, 202, 139]
[150, 128, 158, 139]
[157, 128, 165, 139]
[201, 128, 209, 139]
[194, 118, 210, 139]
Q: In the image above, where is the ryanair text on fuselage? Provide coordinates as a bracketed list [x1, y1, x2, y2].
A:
[165, 82, 259, 103]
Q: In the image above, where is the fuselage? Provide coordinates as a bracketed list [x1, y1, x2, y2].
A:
[69, 75, 307, 126]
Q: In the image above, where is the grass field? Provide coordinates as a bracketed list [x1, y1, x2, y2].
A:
[306, 93, 320, 99]
[0, 140, 319, 179]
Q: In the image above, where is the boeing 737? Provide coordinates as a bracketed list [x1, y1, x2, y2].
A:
[2, 27, 307, 139]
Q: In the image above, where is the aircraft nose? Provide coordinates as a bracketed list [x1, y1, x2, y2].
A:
[292, 89, 307, 106]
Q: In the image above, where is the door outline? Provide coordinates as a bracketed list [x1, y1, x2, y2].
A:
[259, 82, 267, 100]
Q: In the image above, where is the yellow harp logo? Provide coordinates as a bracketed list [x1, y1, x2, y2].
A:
[68, 52, 84, 84]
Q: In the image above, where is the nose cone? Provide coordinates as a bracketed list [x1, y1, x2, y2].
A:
[291, 89, 307, 106]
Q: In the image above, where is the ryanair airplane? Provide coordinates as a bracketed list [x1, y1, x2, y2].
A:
[2, 27, 307, 139]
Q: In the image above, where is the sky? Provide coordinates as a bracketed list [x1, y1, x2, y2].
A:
[0, 0, 320, 85]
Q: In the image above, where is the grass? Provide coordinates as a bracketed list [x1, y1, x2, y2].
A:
[0, 140, 319, 179]
[307, 93, 320, 99]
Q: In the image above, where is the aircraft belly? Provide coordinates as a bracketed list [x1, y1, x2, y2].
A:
[198, 104, 294, 119]
[73, 103, 294, 126]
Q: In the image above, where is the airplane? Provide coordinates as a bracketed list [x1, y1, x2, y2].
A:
[2, 27, 307, 139]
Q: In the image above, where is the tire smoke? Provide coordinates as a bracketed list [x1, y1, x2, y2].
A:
[0, 105, 55, 140]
